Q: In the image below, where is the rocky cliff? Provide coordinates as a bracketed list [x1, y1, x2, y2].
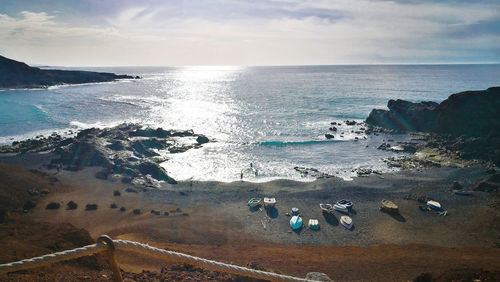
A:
[366, 87, 500, 165]
[0, 55, 137, 89]
[366, 87, 500, 137]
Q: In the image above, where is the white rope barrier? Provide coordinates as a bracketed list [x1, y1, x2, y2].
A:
[0, 235, 317, 281]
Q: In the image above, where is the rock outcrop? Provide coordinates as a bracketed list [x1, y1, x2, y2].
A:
[47, 124, 210, 185]
[0, 55, 137, 89]
[474, 173, 500, 192]
[366, 87, 500, 165]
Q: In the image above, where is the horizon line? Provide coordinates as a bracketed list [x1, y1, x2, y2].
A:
[33, 62, 500, 68]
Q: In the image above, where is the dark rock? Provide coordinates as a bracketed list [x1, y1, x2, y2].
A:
[196, 135, 209, 144]
[305, 272, 332, 281]
[55, 140, 111, 169]
[121, 176, 133, 183]
[135, 162, 177, 184]
[113, 190, 121, 196]
[294, 166, 335, 179]
[357, 168, 375, 176]
[46, 202, 60, 210]
[130, 140, 161, 157]
[95, 170, 108, 180]
[67, 201, 78, 210]
[110, 203, 117, 209]
[125, 188, 139, 193]
[0, 209, 6, 223]
[130, 128, 171, 138]
[451, 181, 464, 191]
[23, 200, 36, 211]
[120, 207, 126, 212]
[345, 120, 357, 126]
[325, 134, 334, 139]
[85, 204, 98, 211]
[474, 173, 500, 192]
[164, 211, 169, 216]
[107, 141, 125, 151]
[27, 188, 40, 196]
[133, 209, 141, 215]
[150, 209, 160, 215]
[329, 126, 337, 132]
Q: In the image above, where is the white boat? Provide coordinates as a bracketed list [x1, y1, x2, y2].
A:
[340, 216, 353, 229]
[290, 216, 302, 230]
[427, 200, 442, 210]
[337, 199, 353, 209]
[333, 203, 348, 213]
[308, 219, 320, 230]
[319, 203, 333, 213]
[263, 197, 276, 208]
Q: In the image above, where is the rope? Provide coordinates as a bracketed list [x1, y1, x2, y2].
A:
[114, 239, 309, 281]
[0, 243, 106, 274]
[0, 236, 316, 281]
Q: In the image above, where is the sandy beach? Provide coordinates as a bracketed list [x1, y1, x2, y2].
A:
[1, 151, 499, 281]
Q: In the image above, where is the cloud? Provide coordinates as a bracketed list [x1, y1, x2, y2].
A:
[0, 0, 498, 65]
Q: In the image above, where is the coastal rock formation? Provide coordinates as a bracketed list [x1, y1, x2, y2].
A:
[367, 87, 500, 165]
[474, 173, 500, 192]
[0, 123, 210, 185]
[48, 124, 210, 184]
[366, 87, 500, 136]
[0, 55, 137, 89]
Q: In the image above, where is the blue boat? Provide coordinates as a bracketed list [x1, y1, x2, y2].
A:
[454, 190, 473, 196]
[290, 216, 303, 230]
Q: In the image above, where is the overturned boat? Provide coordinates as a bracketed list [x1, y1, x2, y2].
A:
[340, 215, 353, 230]
[264, 197, 276, 208]
[308, 219, 320, 230]
[380, 199, 399, 215]
[319, 203, 334, 213]
[248, 198, 262, 208]
[453, 190, 473, 196]
[333, 203, 349, 213]
[290, 216, 303, 230]
[427, 200, 442, 211]
[337, 199, 353, 209]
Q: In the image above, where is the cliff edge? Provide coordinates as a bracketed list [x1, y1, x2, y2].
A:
[0, 55, 137, 89]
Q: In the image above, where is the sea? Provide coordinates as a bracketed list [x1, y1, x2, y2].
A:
[1, 65, 499, 182]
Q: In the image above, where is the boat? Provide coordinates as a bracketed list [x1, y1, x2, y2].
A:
[337, 199, 353, 209]
[308, 219, 320, 230]
[340, 216, 353, 229]
[290, 216, 303, 230]
[427, 200, 442, 211]
[247, 198, 262, 207]
[263, 197, 276, 208]
[453, 190, 473, 196]
[380, 199, 399, 214]
[319, 203, 334, 213]
[333, 203, 348, 213]
[291, 207, 300, 216]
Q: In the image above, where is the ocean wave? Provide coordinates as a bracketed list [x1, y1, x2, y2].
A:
[260, 140, 340, 147]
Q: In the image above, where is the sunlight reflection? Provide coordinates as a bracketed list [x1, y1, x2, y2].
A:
[149, 66, 243, 141]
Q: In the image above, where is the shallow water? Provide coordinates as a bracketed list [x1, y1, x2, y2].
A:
[1, 64, 499, 181]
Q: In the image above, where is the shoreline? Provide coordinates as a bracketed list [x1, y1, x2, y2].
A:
[1, 159, 499, 280]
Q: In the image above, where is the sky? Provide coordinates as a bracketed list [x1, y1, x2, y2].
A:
[0, 0, 499, 66]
